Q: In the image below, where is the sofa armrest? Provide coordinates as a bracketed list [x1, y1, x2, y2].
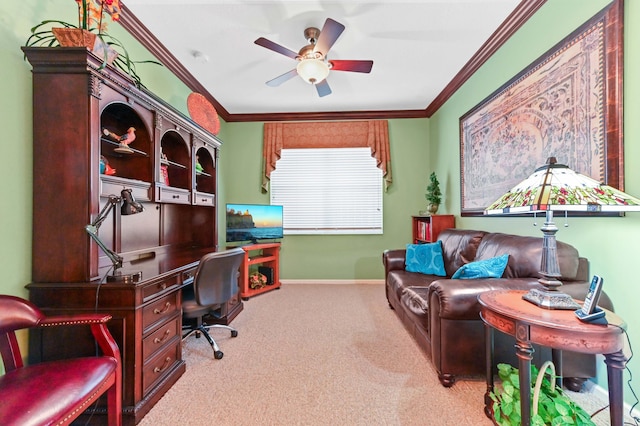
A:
[428, 278, 541, 320]
[429, 278, 615, 321]
[383, 249, 406, 275]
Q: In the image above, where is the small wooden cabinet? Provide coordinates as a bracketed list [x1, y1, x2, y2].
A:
[238, 243, 281, 299]
[412, 215, 455, 244]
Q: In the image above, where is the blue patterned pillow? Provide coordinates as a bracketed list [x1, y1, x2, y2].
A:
[451, 254, 509, 279]
[405, 241, 446, 276]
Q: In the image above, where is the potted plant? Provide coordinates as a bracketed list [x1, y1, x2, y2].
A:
[422, 172, 442, 215]
[490, 363, 595, 426]
[24, 0, 161, 88]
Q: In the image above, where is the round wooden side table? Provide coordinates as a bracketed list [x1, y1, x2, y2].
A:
[479, 289, 627, 426]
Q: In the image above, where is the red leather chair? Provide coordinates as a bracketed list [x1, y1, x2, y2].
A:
[0, 295, 122, 426]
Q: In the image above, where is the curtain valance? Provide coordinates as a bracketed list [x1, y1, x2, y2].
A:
[262, 120, 392, 192]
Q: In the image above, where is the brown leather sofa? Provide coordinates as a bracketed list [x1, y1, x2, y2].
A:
[383, 228, 613, 389]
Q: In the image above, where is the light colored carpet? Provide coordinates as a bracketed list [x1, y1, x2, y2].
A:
[138, 283, 619, 426]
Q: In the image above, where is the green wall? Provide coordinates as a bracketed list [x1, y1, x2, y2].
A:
[2, 0, 639, 405]
[220, 119, 430, 280]
[430, 0, 639, 402]
[1, 1, 38, 300]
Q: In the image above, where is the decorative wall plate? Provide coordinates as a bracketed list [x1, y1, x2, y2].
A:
[187, 92, 220, 135]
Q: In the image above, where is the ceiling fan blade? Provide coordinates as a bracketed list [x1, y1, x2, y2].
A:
[329, 60, 373, 73]
[254, 37, 298, 60]
[266, 69, 298, 87]
[314, 18, 345, 56]
[315, 79, 332, 97]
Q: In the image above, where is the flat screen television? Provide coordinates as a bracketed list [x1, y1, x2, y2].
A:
[226, 203, 284, 244]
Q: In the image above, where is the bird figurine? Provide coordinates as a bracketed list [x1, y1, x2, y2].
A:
[103, 127, 136, 154]
[195, 154, 204, 175]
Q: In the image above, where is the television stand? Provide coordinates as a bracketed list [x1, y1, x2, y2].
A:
[238, 242, 281, 299]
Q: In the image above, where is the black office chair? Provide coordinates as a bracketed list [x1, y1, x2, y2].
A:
[181, 248, 245, 359]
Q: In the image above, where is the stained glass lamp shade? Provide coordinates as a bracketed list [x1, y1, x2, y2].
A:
[485, 157, 640, 309]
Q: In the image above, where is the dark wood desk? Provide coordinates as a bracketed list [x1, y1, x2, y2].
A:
[27, 247, 234, 425]
[479, 290, 627, 426]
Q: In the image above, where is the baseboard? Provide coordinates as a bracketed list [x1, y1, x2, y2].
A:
[585, 380, 640, 421]
[280, 279, 385, 285]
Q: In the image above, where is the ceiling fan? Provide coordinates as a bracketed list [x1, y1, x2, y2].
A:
[254, 18, 373, 97]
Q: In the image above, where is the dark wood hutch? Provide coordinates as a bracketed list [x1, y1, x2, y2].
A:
[23, 47, 239, 424]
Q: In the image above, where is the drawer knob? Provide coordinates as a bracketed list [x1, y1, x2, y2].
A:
[154, 329, 171, 344]
[153, 302, 171, 315]
[159, 283, 167, 290]
[153, 356, 172, 373]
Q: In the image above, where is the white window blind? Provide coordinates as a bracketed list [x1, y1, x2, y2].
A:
[270, 148, 383, 235]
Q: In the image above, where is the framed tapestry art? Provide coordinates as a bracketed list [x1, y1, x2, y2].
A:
[459, 1, 623, 216]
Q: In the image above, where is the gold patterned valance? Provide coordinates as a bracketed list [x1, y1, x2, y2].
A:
[262, 120, 391, 192]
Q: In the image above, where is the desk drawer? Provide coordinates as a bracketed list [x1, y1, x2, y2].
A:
[101, 175, 152, 201]
[142, 275, 180, 302]
[142, 292, 179, 334]
[143, 314, 180, 361]
[143, 338, 181, 395]
[182, 267, 197, 285]
[192, 191, 215, 207]
[156, 186, 191, 204]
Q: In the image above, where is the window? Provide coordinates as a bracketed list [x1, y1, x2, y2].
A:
[270, 148, 383, 235]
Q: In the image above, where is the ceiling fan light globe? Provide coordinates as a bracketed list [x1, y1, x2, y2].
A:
[296, 59, 330, 85]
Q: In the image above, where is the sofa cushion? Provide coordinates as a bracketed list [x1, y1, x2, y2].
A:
[387, 270, 440, 300]
[405, 242, 446, 276]
[474, 232, 579, 279]
[451, 254, 509, 279]
[438, 229, 487, 277]
[400, 286, 431, 331]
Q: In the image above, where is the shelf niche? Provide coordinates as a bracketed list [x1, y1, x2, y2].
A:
[159, 129, 191, 190]
[100, 103, 152, 183]
[195, 146, 215, 194]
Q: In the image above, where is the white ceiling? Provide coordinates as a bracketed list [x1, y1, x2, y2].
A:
[123, 0, 520, 116]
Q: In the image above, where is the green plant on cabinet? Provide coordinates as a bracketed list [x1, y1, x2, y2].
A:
[23, 0, 161, 87]
[421, 172, 442, 215]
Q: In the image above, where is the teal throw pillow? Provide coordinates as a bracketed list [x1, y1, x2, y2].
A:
[451, 254, 509, 279]
[405, 241, 446, 276]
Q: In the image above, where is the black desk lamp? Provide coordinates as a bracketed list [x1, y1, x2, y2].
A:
[85, 188, 144, 283]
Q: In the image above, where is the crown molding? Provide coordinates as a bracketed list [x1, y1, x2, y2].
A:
[119, 1, 546, 122]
